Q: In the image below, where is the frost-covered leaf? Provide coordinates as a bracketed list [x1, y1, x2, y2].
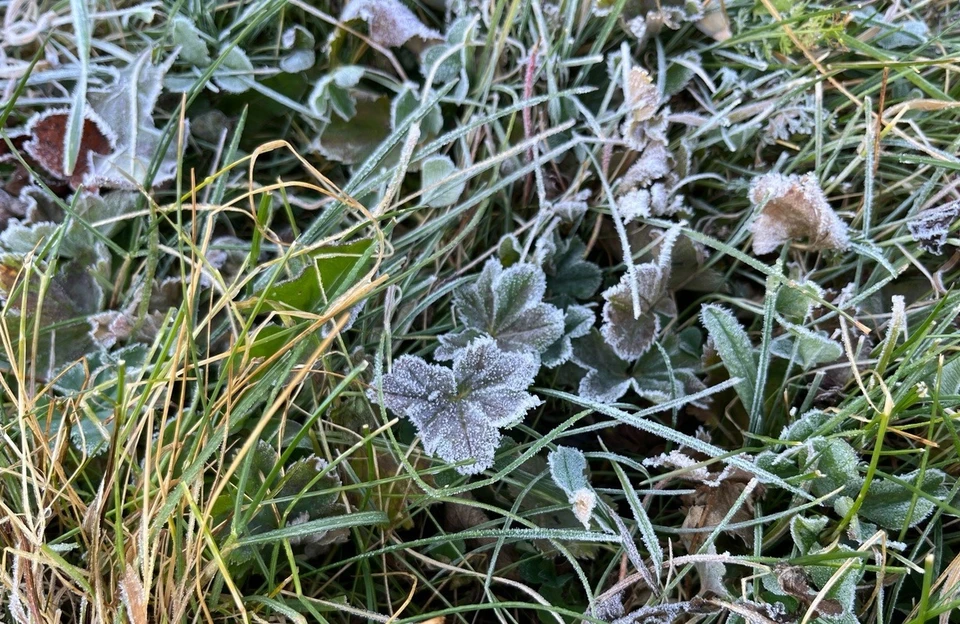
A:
[308, 66, 365, 121]
[908, 200, 959, 255]
[770, 320, 842, 369]
[859, 469, 949, 529]
[171, 16, 210, 66]
[437, 259, 564, 360]
[789, 515, 829, 556]
[780, 409, 833, 443]
[421, 154, 464, 207]
[213, 45, 253, 93]
[621, 142, 674, 188]
[227, 442, 347, 563]
[571, 329, 633, 403]
[0, 245, 111, 378]
[775, 279, 824, 321]
[601, 264, 675, 361]
[573, 327, 706, 405]
[546, 189, 591, 223]
[497, 234, 522, 267]
[548, 446, 589, 495]
[391, 86, 443, 136]
[88, 52, 184, 189]
[314, 97, 391, 164]
[700, 304, 757, 411]
[619, 182, 687, 223]
[535, 234, 602, 302]
[371, 337, 540, 474]
[748, 172, 850, 254]
[541, 304, 594, 368]
[23, 108, 115, 189]
[808, 438, 861, 500]
[280, 25, 316, 73]
[853, 8, 930, 49]
[340, 0, 442, 48]
[548, 446, 596, 529]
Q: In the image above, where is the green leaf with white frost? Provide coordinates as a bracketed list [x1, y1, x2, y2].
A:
[548, 446, 589, 495]
[700, 304, 757, 411]
[214, 45, 253, 93]
[770, 319, 842, 369]
[859, 469, 949, 529]
[421, 155, 464, 207]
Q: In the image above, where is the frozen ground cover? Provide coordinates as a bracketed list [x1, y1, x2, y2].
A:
[1, 0, 960, 622]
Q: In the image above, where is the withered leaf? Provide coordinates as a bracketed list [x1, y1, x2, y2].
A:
[748, 173, 850, 254]
[23, 109, 115, 189]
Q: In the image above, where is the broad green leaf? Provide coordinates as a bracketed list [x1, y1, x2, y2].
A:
[859, 469, 949, 529]
[253, 238, 374, 314]
[809, 438, 862, 500]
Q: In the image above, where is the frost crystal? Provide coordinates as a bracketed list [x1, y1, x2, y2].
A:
[371, 337, 540, 475]
[340, 0, 442, 48]
[436, 259, 565, 360]
[907, 200, 959, 255]
[748, 172, 850, 254]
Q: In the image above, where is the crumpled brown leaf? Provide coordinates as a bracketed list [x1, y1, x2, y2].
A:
[748, 172, 850, 255]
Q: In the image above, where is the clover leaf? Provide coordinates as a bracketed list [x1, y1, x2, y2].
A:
[371, 337, 540, 475]
[436, 259, 565, 361]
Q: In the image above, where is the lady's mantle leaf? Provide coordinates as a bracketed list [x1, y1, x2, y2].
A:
[600, 264, 676, 361]
[541, 304, 594, 369]
[372, 337, 540, 475]
[572, 328, 706, 405]
[436, 259, 565, 360]
[748, 172, 850, 254]
[700, 304, 757, 412]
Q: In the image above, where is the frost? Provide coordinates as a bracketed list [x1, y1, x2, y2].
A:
[622, 142, 674, 188]
[601, 263, 675, 361]
[763, 93, 815, 145]
[546, 189, 591, 223]
[769, 319, 843, 369]
[371, 337, 540, 475]
[573, 327, 706, 405]
[541, 304, 594, 368]
[308, 66, 365, 121]
[619, 182, 687, 223]
[437, 259, 564, 360]
[548, 446, 596, 528]
[859, 469, 949, 529]
[280, 25, 316, 73]
[808, 438, 861, 500]
[22, 108, 115, 190]
[340, 0, 442, 49]
[212, 45, 253, 93]
[701, 304, 757, 412]
[421, 154, 464, 207]
[171, 16, 210, 66]
[748, 172, 850, 254]
[907, 200, 959, 255]
[88, 51, 185, 189]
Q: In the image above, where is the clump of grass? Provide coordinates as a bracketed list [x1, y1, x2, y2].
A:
[1, 0, 960, 622]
